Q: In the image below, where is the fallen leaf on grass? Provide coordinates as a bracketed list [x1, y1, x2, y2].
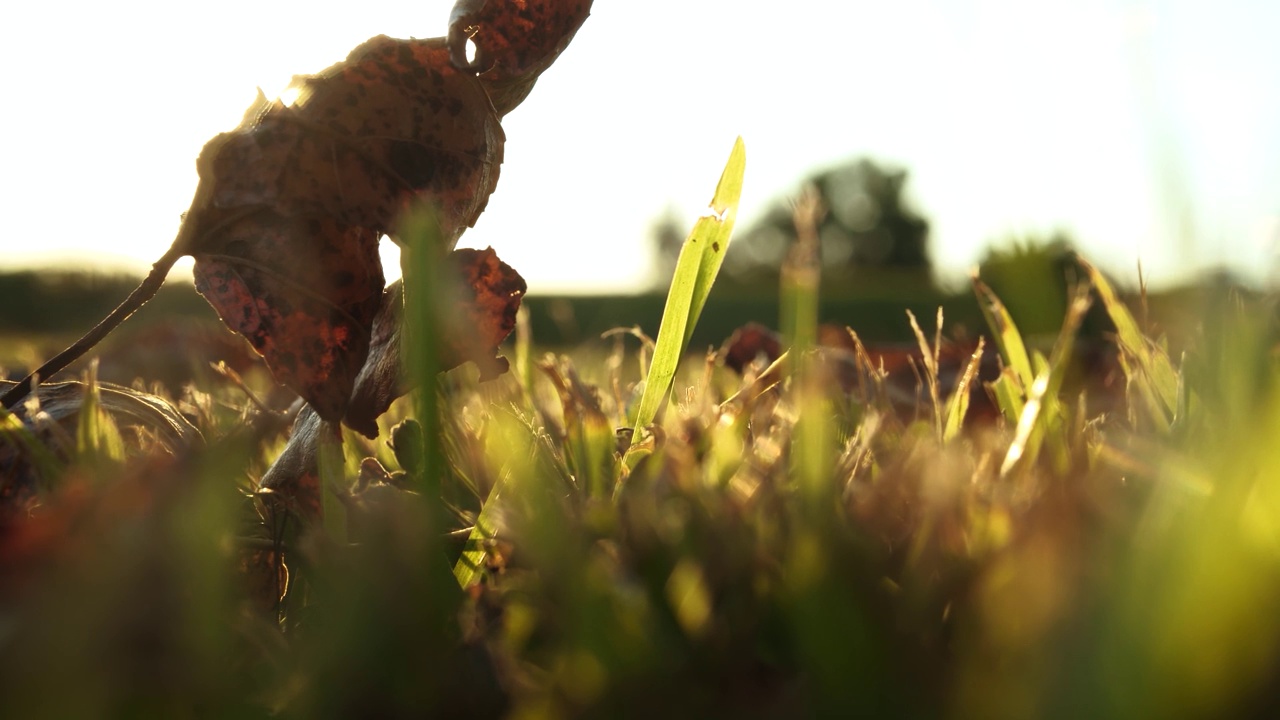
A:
[344, 248, 527, 438]
[179, 0, 586, 427]
[261, 247, 526, 518]
[2, 1, 591, 422]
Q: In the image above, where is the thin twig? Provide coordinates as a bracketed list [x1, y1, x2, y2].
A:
[1, 245, 184, 410]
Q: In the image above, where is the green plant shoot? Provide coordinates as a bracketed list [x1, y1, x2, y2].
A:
[630, 137, 746, 437]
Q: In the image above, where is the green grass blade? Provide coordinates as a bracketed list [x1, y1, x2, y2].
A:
[0, 406, 65, 488]
[684, 137, 747, 347]
[974, 277, 1035, 392]
[76, 362, 126, 467]
[457, 408, 567, 587]
[399, 205, 451, 512]
[943, 338, 985, 442]
[1080, 258, 1178, 430]
[989, 370, 1026, 423]
[631, 137, 746, 435]
[1080, 259, 1147, 358]
[318, 421, 349, 545]
[514, 305, 534, 413]
[781, 191, 833, 512]
[999, 290, 1092, 476]
[906, 309, 943, 440]
[781, 189, 822, 357]
[453, 483, 501, 589]
[1001, 371, 1051, 477]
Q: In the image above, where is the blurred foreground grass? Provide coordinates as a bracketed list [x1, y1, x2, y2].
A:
[2, 259, 1279, 718]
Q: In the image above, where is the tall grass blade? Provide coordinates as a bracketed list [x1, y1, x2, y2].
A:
[1000, 290, 1092, 476]
[943, 338, 985, 442]
[76, 361, 125, 467]
[684, 137, 747, 348]
[906, 309, 943, 440]
[630, 137, 746, 436]
[1080, 258, 1179, 430]
[781, 189, 821, 356]
[514, 304, 534, 412]
[399, 205, 450, 507]
[453, 483, 500, 589]
[974, 277, 1035, 392]
[782, 190, 834, 511]
[455, 408, 567, 588]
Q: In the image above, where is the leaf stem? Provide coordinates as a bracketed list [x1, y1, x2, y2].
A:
[1, 245, 183, 410]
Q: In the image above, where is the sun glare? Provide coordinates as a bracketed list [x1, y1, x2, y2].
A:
[277, 84, 306, 108]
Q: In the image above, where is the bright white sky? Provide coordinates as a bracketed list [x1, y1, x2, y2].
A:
[2, 0, 1278, 293]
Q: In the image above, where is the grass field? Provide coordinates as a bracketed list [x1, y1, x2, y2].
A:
[3, 156, 1279, 718]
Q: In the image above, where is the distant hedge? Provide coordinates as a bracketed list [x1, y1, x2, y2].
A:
[0, 271, 985, 350]
[0, 271, 214, 335]
[5, 269, 1209, 355]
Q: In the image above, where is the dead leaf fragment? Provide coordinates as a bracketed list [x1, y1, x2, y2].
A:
[264, 247, 525, 516]
[450, 0, 594, 116]
[193, 213, 384, 422]
[440, 247, 528, 381]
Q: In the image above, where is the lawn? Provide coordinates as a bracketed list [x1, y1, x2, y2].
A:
[3, 140, 1280, 720]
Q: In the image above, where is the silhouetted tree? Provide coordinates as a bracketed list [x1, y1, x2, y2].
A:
[724, 158, 931, 283]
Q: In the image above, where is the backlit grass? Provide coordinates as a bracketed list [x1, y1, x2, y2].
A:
[2, 146, 1279, 719]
